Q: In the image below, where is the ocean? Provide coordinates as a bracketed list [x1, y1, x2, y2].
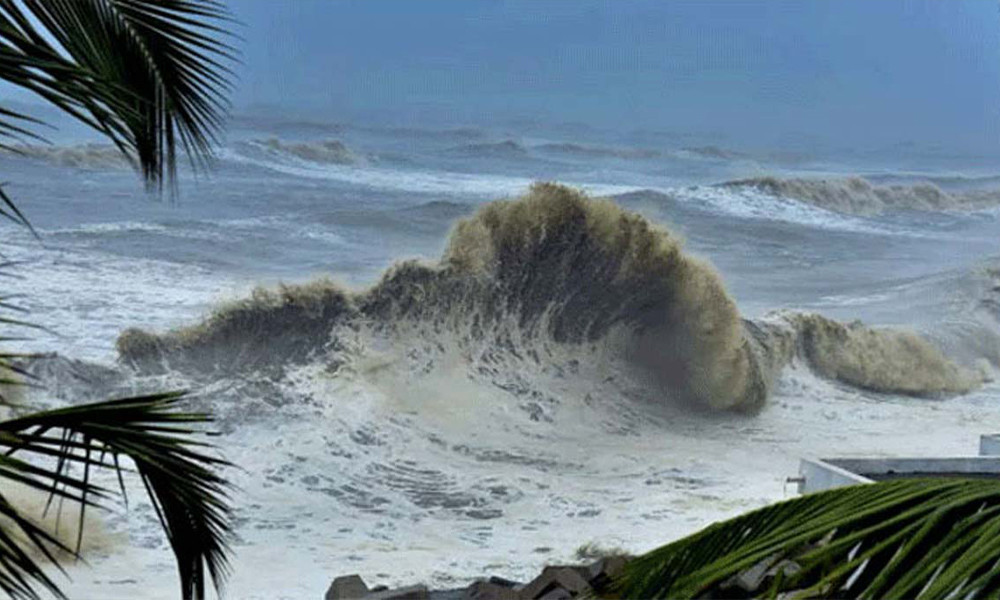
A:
[3, 115, 1000, 599]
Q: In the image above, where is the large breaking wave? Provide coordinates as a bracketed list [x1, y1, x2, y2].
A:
[117, 184, 992, 414]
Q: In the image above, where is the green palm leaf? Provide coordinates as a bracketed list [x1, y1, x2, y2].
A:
[0, 0, 235, 193]
[613, 478, 1000, 599]
[0, 392, 233, 600]
[0, 3, 237, 598]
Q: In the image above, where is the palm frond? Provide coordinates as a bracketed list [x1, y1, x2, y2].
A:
[0, 0, 236, 192]
[0, 491, 76, 600]
[0, 263, 45, 407]
[0, 392, 233, 600]
[613, 478, 1000, 599]
[0, 3, 236, 599]
[0, 184, 36, 235]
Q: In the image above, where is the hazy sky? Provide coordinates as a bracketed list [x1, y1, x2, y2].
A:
[226, 0, 1000, 152]
[1, 1, 999, 153]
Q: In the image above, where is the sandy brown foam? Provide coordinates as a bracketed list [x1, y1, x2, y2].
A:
[118, 184, 985, 411]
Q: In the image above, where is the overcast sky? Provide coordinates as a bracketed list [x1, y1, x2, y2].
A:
[222, 1, 1000, 152]
[2, 1, 1000, 153]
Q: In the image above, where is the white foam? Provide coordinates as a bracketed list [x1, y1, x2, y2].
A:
[53, 354, 1000, 600]
[677, 185, 911, 234]
[44, 221, 170, 235]
[0, 229, 250, 362]
[219, 147, 640, 198]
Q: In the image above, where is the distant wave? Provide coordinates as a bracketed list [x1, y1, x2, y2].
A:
[661, 185, 900, 234]
[236, 137, 362, 165]
[720, 176, 1000, 215]
[535, 143, 661, 160]
[0, 143, 131, 170]
[46, 221, 169, 235]
[118, 184, 988, 417]
[220, 145, 535, 195]
[443, 140, 529, 159]
[679, 145, 746, 160]
[228, 114, 348, 136]
[221, 144, 639, 198]
[397, 200, 474, 220]
[366, 126, 486, 141]
[229, 114, 487, 142]
[866, 172, 1000, 191]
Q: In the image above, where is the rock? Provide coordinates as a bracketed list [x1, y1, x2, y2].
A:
[586, 556, 628, 591]
[725, 553, 781, 593]
[462, 581, 520, 600]
[518, 566, 592, 600]
[326, 575, 369, 600]
[429, 588, 470, 600]
[487, 576, 521, 589]
[367, 584, 430, 600]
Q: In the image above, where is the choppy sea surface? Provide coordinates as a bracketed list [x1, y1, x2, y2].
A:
[3, 116, 1000, 599]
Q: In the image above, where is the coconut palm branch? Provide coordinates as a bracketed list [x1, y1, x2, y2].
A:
[613, 478, 1000, 599]
[0, 392, 232, 600]
[0, 1, 236, 598]
[0, 0, 236, 194]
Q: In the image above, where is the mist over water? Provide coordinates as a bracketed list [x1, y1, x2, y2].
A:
[2, 2, 1000, 598]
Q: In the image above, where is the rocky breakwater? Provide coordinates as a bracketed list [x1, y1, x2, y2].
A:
[325, 556, 628, 600]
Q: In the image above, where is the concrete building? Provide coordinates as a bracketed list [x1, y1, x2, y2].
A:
[795, 434, 1000, 494]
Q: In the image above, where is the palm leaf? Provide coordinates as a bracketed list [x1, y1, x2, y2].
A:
[613, 478, 1000, 599]
[0, 262, 50, 407]
[0, 0, 236, 192]
[0, 2, 236, 598]
[0, 184, 36, 235]
[0, 492, 77, 600]
[0, 391, 233, 600]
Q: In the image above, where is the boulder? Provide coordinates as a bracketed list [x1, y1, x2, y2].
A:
[429, 588, 470, 600]
[326, 575, 369, 600]
[585, 556, 628, 591]
[518, 566, 592, 600]
[368, 584, 430, 600]
[536, 589, 571, 600]
[462, 581, 520, 600]
[487, 576, 521, 589]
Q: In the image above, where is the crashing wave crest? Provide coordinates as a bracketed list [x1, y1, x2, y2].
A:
[117, 184, 986, 413]
[238, 137, 361, 165]
[751, 313, 983, 397]
[722, 176, 1000, 215]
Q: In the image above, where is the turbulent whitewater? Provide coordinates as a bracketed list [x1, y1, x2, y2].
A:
[5, 121, 1000, 600]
